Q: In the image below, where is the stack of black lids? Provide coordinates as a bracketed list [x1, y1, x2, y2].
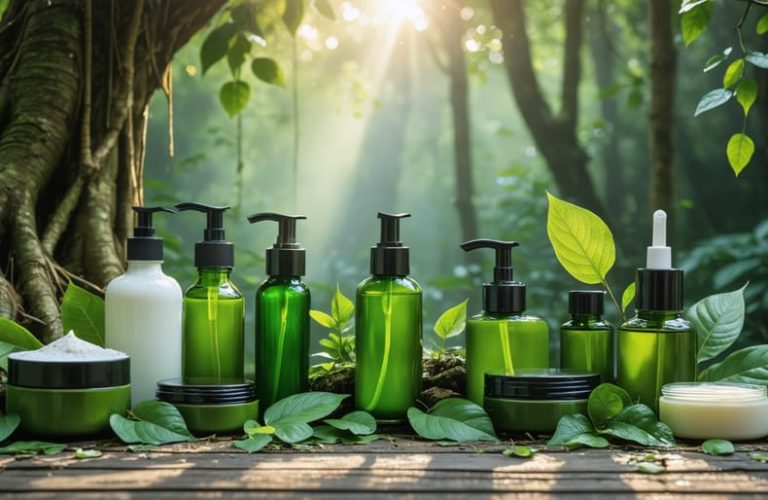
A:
[485, 369, 600, 401]
[156, 378, 256, 405]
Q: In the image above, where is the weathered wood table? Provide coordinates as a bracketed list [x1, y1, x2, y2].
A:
[1, 435, 767, 497]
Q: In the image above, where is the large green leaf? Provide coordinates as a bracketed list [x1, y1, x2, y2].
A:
[433, 299, 467, 340]
[251, 57, 286, 88]
[264, 392, 348, 426]
[687, 285, 746, 363]
[736, 78, 757, 115]
[681, 1, 712, 46]
[283, 0, 305, 36]
[61, 282, 105, 347]
[547, 414, 608, 449]
[200, 22, 237, 74]
[323, 411, 376, 436]
[407, 398, 496, 442]
[699, 345, 768, 385]
[599, 404, 675, 447]
[546, 192, 615, 285]
[694, 88, 733, 116]
[109, 401, 195, 445]
[0, 318, 43, 350]
[219, 80, 250, 117]
[588, 384, 631, 428]
[0, 413, 20, 443]
[726, 133, 754, 177]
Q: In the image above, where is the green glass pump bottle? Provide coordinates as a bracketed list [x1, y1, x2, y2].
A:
[617, 210, 696, 412]
[461, 239, 549, 406]
[247, 212, 310, 410]
[176, 202, 245, 381]
[560, 290, 614, 383]
[355, 212, 422, 421]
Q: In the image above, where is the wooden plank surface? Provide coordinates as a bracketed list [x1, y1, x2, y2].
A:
[1, 437, 767, 496]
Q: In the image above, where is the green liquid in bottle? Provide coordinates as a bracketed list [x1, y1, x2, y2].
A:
[560, 315, 614, 383]
[183, 269, 245, 380]
[466, 313, 549, 405]
[617, 311, 696, 412]
[255, 276, 310, 409]
[355, 276, 422, 421]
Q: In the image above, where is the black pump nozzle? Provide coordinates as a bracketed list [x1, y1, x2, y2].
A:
[247, 212, 307, 276]
[461, 238, 525, 314]
[127, 206, 176, 261]
[371, 212, 411, 276]
[175, 202, 234, 269]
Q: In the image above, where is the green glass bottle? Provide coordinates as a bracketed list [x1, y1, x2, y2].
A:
[176, 202, 245, 381]
[355, 213, 422, 422]
[617, 210, 697, 412]
[247, 213, 310, 409]
[461, 239, 549, 406]
[560, 290, 614, 383]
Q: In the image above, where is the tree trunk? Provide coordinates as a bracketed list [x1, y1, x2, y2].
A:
[488, 0, 609, 219]
[649, 0, 677, 223]
[0, 0, 224, 342]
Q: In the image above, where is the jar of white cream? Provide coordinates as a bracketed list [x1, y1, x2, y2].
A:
[659, 382, 768, 440]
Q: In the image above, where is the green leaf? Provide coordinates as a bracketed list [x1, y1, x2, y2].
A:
[331, 285, 354, 329]
[251, 57, 286, 88]
[637, 463, 665, 474]
[407, 398, 497, 442]
[283, 0, 305, 36]
[599, 404, 676, 447]
[726, 133, 754, 177]
[701, 439, 735, 456]
[736, 78, 757, 115]
[264, 392, 348, 426]
[621, 282, 636, 314]
[687, 285, 746, 364]
[200, 22, 237, 75]
[699, 345, 768, 385]
[0, 413, 20, 443]
[310, 310, 335, 329]
[109, 401, 195, 445]
[548, 414, 609, 449]
[503, 445, 536, 458]
[0, 318, 43, 350]
[234, 435, 272, 453]
[433, 299, 468, 340]
[723, 59, 744, 89]
[694, 88, 733, 116]
[323, 411, 376, 436]
[681, 1, 712, 46]
[227, 33, 251, 75]
[314, 0, 336, 20]
[546, 192, 615, 285]
[758, 14, 768, 35]
[746, 51, 768, 68]
[588, 384, 632, 428]
[0, 441, 65, 455]
[219, 80, 250, 117]
[61, 282, 105, 347]
[273, 422, 313, 443]
[74, 448, 102, 459]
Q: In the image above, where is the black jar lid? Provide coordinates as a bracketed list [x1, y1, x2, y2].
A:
[485, 369, 599, 400]
[7, 355, 130, 389]
[156, 378, 256, 405]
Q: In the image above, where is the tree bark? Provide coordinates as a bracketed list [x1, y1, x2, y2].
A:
[488, 0, 609, 219]
[0, 0, 224, 342]
[649, 0, 677, 222]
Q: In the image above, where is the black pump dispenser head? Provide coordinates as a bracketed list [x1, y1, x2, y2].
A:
[371, 212, 410, 276]
[246, 212, 307, 276]
[126, 206, 176, 261]
[461, 238, 526, 314]
[175, 202, 234, 269]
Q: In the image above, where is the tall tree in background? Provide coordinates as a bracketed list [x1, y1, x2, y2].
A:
[0, 0, 224, 341]
[488, 0, 608, 218]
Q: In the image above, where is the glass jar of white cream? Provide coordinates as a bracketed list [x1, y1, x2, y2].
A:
[659, 382, 768, 440]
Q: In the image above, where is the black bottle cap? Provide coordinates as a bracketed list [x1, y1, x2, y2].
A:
[8, 355, 130, 389]
[460, 238, 526, 314]
[126, 206, 176, 261]
[371, 212, 411, 276]
[175, 202, 234, 269]
[246, 212, 307, 276]
[485, 369, 600, 400]
[568, 290, 604, 315]
[636, 268, 683, 311]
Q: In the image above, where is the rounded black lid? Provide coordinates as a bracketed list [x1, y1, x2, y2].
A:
[636, 268, 683, 311]
[8, 356, 130, 389]
[156, 378, 256, 405]
[371, 212, 411, 277]
[485, 369, 599, 400]
[568, 290, 604, 315]
[246, 213, 306, 276]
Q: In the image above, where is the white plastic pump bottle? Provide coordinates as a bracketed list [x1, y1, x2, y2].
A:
[105, 206, 182, 405]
